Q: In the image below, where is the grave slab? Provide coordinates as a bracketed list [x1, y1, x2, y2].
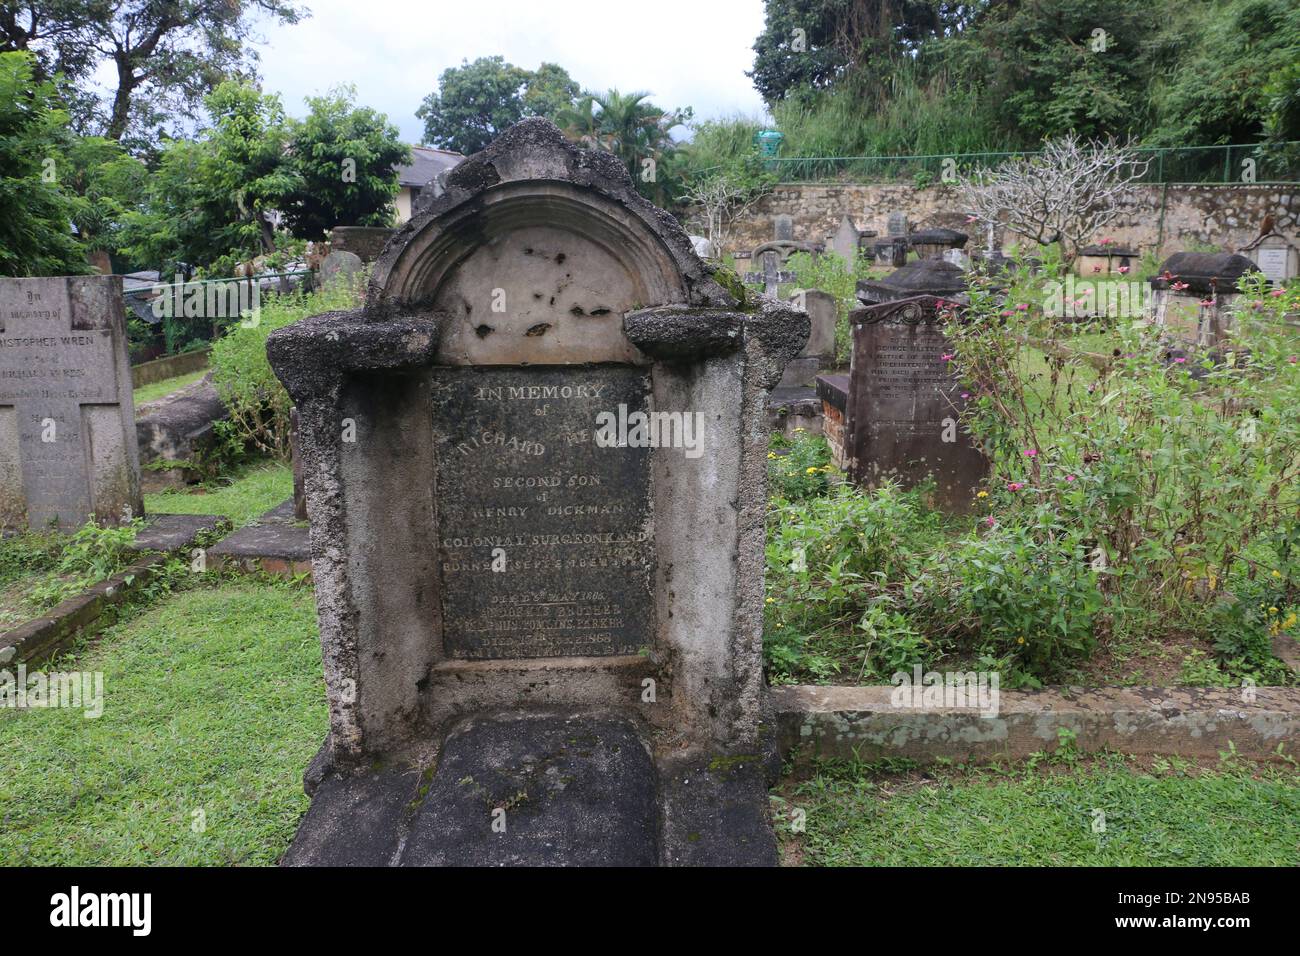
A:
[207, 499, 310, 576]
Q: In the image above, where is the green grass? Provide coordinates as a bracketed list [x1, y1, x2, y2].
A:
[778, 755, 1300, 866]
[0, 578, 325, 865]
[146, 459, 293, 527]
[132, 369, 207, 406]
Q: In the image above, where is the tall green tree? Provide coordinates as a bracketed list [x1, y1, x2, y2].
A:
[417, 57, 581, 153]
[0, 0, 307, 147]
[0, 51, 87, 276]
[279, 85, 410, 239]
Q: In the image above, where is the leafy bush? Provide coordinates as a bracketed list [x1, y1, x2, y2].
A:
[208, 279, 362, 461]
[768, 430, 833, 500]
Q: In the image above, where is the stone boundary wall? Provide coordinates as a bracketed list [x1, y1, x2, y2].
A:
[130, 347, 211, 389]
[722, 183, 1300, 262]
[772, 685, 1300, 764]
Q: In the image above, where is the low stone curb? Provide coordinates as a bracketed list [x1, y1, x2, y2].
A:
[771, 685, 1300, 764]
[0, 553, 169, 668]
[0, 514, 226, 669]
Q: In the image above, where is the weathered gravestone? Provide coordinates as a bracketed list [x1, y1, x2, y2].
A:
[320, 250, 364, 292]
[829, 214, 860, 266]
[0, 276, 142, 528]
[779, 289, 837, 387]
[1241, 230, 1299, 285]
[1149, 252, 1259, 348]
[840, 295, 984, 512]
[887, 211, 909, 237]
[270, 119, 808, 867]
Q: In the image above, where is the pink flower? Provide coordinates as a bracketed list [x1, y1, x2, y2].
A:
[1101, 237, 1115, 245]
[1023, 449, 1037, 458]
[1288, 356, 1298, 364]
[1199, 299, 1214, 306]
[1174, 357, 1186, 363]
[1007, 482, 1023, 491]
[1271, 289, 1285, 297]
[1171, 282, 1189, 292]
[1000, 310, 1013, 317]
[961, 392, 970, 399]
[1015, 303, 1029, 311]
[941, 353, 954, 362]
[1065, 475, 1076, 482]
[985, 516, 997, 528]
[1118, 265, 1130, 274]
[1092, 265, 1102, 273]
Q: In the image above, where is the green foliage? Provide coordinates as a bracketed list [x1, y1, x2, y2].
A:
[0, 52, 88, 277]
[208, 280, 362, 461]
[278, 85, 410, 239]
[417, 57, 581, 153]
[768, 430, 833, 500]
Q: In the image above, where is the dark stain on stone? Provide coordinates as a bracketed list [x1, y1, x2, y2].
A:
[462, 298, 472, 314]
[555, 253, 566, 264]
[570, 305, 586, 316]
[525, 323, 551, 336]
[589, 307, 611, 316]
[475, 324, 494, 338]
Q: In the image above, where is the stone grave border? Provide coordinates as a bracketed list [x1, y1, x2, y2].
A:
[0, 514, 227, 668]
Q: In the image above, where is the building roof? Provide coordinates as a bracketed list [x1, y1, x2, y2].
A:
[396, 145, 463, 187]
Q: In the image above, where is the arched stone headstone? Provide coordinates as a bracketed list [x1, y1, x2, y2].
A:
[319, 250, 363, 291]
[270, 119, 807, 867]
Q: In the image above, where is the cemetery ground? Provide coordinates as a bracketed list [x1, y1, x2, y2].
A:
[2, 264, 1297, 867]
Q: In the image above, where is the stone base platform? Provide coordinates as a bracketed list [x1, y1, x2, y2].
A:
[207, 499, 311, 576]
[282, 710, 777, 867]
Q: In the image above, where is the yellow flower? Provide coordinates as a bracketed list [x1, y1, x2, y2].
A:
[1016, 636, 1025, 645]
[765, 597, 774, 604]
[1272, 570, 1283, 578]
[767, 452, 777, 460]
[976, 491, 989, 499]
[1269, 606, 1279, 614]
[805, 466, 817, 474]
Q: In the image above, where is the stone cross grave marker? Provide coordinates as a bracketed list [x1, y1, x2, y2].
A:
[270, 119, 807, 868]
[0, 276, 141, 529]
[845, 295, 984, 511]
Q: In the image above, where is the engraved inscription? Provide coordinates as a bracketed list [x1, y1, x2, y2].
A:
[432, 366, 654, 659]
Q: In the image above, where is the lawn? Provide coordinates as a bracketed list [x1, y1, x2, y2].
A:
[0, 578, 325, 865]
[132, 369, 208, 406]
[146, 459, 293, 527]
[777, 754, 1300, 866]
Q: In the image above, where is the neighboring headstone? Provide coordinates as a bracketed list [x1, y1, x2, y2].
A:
[844, 295, 984, 511]
[1076, 243, 1138, 277]
[780, 289, 837, 387]
[0, 276, 142, 528]
[774, 214, 794, 241]
[887, 212, 909, 237]
[857, 258, 968, 306]
[815, 373, 849, 470]
[873, 238, 908, 268]
[320, 250, 363, 291]
[943, 248, 970, 270]
[271, 119, 807, 867]
[1149, 252, 1259, 347]
[830, 215, 860, 266]
[1241, 231, 1299, 285]
[908, 227, 968, 261]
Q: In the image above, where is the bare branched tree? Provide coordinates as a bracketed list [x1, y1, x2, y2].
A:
[957, 135, 1151, 264]
[683, 172, 771, 255]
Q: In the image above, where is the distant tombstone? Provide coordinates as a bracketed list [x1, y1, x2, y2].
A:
[844, 295, 984, 511]
[780, 289, 838, 387]
[320, 250, 363, 291]
[1241, 231, 1299, 285]
[774, 214, 794, 241]
[0, 276, 142, 528]
[270, 119, 807, 867]
[943, 248, 970, 270]
[908, 227, 968, 261]
[874, 238, 908, 268]
[1076, 243, 1138, 277]
[887, 212, 909, 237]
[1149, 252, 1260, 347]
[688, 235, 718, 260]
[857, 258, 968, 306]
[830, 215, 860, 266]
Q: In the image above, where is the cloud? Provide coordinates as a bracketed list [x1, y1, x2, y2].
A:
[252, 0, 769, 143]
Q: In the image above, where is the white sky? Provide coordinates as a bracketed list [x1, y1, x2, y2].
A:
[248, 0, 770, 144]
